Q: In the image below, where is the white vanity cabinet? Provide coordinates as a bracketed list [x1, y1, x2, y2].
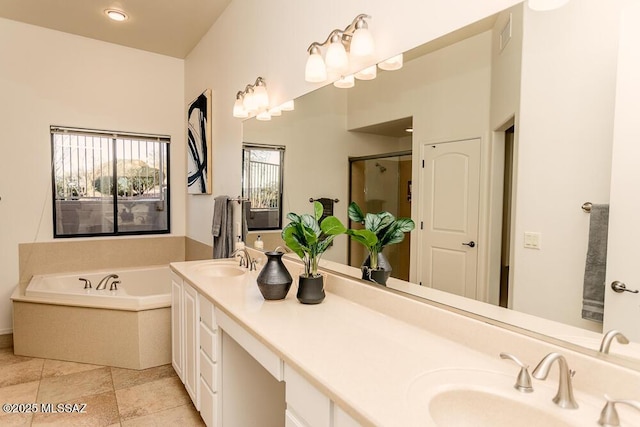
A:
[171, 271, 221, 427]
[284, 364, 360, 427]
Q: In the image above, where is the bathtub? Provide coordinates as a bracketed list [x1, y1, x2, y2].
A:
[12, 265, 172, 369]
[25, 265, 171, 311]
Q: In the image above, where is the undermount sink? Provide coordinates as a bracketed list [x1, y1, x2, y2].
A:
[406, 369, 600, 427]
[189, 261, 247, 278]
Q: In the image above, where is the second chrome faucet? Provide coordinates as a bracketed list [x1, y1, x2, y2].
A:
[532, 352, 579, 409]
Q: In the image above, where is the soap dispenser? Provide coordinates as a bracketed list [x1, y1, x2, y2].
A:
[234, 236, 245, 251]
[254, 235, 264, 250]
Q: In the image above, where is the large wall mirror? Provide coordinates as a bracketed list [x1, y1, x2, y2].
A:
[243, 0, 640, 369]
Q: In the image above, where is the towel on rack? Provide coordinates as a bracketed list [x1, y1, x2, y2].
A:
[581, 204, 609, 322]
[212, 196, 233, 259]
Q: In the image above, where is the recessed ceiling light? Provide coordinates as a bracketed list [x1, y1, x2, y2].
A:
[105, 9, 128, 22]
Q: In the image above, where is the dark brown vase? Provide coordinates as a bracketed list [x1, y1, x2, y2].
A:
[256, 251, 293, 300]
[297, 275, 325, 304]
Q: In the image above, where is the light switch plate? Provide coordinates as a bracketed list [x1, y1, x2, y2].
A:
[524, 231, 541, 249]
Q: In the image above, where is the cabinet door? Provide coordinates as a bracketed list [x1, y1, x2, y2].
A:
[183, 282, 199, 407]
[171, 278, 183, 381]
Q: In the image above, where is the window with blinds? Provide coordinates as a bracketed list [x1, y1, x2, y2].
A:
[51, 126, 170, 237]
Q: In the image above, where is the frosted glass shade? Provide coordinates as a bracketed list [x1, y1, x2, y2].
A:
[268, 106, 282, 116]
[325, 41, 349, 75]
[350, 27, 375, 58]
[305, 52, 327, 83]
[243, 91, 258, 113]
[280, 100, 295, 111]
[256, 110, 271, 121]
[527, 0, 570, 11]
[355, 65, 377, 81]
[378, 54, 403, 71]
[233, 98, 248, 118]
[334, 75, 355, 89]
[253, 85, 269, 109]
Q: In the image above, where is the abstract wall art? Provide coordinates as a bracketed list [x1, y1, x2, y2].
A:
[187, 89, 212, 194]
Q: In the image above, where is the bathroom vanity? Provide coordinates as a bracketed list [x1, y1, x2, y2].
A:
[170, 256, 640, 427]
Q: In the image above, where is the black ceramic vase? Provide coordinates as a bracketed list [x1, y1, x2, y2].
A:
[256, 251, 293, 300]
[361, 252, 392, 285]
[297, 275, 325, 304]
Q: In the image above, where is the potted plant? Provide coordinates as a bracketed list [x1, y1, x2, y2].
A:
[281, 201, 347, 303]
[347, 202, 415, 285]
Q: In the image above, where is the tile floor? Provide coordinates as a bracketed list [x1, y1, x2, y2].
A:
[0, 347, 204, 426]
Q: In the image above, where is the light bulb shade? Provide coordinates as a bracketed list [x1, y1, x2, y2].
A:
[243, 91, 257, 113]
[355, 65, 377, 81]
[527, 0, 570, 10]
[334, 75, 355, 89]
[256, 110, 271, 121]
[253, 84, 269, 109]
[268, 106, 282, 116]
[305, 52, 327, 83]
[378, 54, 403, 71]
[325, 41, 349, 75]
[233, 98, 248, 118]
[350, 27, 375, 58]
[280, 100, 295, 111]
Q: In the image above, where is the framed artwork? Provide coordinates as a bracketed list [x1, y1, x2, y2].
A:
[187, 89, 212, 194]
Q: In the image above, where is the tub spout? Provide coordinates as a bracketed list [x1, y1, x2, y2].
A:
[96, 274, 119, 290]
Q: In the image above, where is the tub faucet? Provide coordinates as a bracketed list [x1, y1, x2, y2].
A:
[532, 352, 579, 409]
[231, 248, 257, 271]
[96, 274, 119, 290]
[599, 330, 630, 354]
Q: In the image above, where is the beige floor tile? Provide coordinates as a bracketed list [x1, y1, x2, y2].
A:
[41, 359, 104, 379]
[0, 381, 39, 426]
[37, 366, 113, 404]
[115, 376, 190, 420]
[0, 347, 34, 365]
[121, 403, 204, 427]
[110, 364, 177, 391]
[32, 390, 120, 427]
[0, 357, 44, 388]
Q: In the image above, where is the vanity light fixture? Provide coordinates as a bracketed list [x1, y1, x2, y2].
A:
[105, 9, 128, 22]
[378, 54, 403, 71]
[232, 77, 295, 119]
[334, 75, 355, 89]
[355, 64, 377, 81]
[527, 0, 570, 11]
[304, 14, 375, 84]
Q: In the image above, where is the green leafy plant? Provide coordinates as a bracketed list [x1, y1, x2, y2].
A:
[281, 201, 347, 278]
[347, 202, 415, 270]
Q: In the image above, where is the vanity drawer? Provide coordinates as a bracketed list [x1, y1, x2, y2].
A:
[199, 376, 218, 427]
[199, 297, 217, 330]
[199, 322, 217, 361]
[285, 364, 330, 427]
[199, 349, 216, 391]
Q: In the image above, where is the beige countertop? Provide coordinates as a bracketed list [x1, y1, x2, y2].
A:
[170, 258, 640, 426]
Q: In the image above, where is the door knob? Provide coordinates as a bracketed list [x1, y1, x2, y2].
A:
[611, 281, 639, 294]
[462, 241, 476, 248]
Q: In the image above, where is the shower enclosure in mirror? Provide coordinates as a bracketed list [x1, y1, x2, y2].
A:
[349, 152, 412, 281]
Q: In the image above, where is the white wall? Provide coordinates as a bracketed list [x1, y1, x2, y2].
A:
[184, 0, 521, 248]
[512, 0, 622, 330]
[0, 18, 185, 334]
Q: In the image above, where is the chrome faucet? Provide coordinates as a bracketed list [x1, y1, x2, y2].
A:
[231, 248, 257, 271]
[599, 330, 630, 354]
[274, 245, 291, 254]
[79, 277, 92, 289]
[598, 395, 640, 426]
[532, 352, 579, 409]
[96, 274, 119, 290]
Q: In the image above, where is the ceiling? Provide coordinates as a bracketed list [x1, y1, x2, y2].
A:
[0, 0, 231, 58]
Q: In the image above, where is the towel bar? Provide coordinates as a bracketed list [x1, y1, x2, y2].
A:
[230, 196, 248, 204]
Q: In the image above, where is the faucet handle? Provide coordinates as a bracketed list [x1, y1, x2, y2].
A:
[500, 352, 534, 393]
[79, 278, 92, 289]
[598, 395, 640, 426]
[110, 280, 120, 291]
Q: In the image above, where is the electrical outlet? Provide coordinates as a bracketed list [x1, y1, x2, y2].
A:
[524, 232, 541, 249]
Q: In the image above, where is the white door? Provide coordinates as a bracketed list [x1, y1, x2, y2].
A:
[603, 1, 640, 341]
[419, 138, 481, 298]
